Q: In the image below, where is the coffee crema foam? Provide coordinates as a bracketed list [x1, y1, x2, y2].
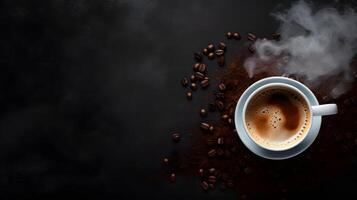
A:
[245, 87, 310, 150]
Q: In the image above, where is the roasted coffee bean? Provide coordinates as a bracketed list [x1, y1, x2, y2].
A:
[172, 133, 180, 142]
[215, 49, 224, 57]
[247, 33, 257, 41]
[244, 167, 252, 175]
[215, 92, 225, 99]
[190, 83, 198, 91]
[209, 126, 214, 132]
[190, 74, 196, 82]
[228, 118, 233, 125]
[200, 122, 210, 130]
[208, 149, 216, 157]
[193, 63, 200, 72]
[209, 168, 216, 174]
[217, 56, 225, 67]
[202, 48, 209, 55]
[209, 184, 215, 190]
[208, 176, 217, 184]
[218, 42, 226, 51]
[201, 181, 209, 191]
[181, 77, 188, 87]
[195, 72, 205, 80]
[200, 79, 209, 88]
[198, 168, 204, 177]
[194, 52, 203, 62]
[209, 103, 216, 112]
[222, 114, 229, 120]
[217, 137, 224, 145]
[226, 32, 233, 39]
[170, 173, 176, 182]
[217, 148, 224, 156]
[163, 157, 169, 165]
[233, 32, 241, 40]
[207, 138, 217, 146]
[227, 181, 234, 188]
[208, 52, 215, 60]
[248, 44, 255, 53]
[198, 63, 206, 73]
[215, 100, 224, 111]
[218, 83, 226, 91]
[200, 108, 207, 117]
[207, 43, 215, 52]
[186, 92, 192, 100]
[272, 32, 281, 41]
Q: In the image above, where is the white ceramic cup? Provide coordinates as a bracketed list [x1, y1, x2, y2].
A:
[235, 77, 338, 158]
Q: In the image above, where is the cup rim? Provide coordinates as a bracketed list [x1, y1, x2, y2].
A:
[242, 82, 313, 151]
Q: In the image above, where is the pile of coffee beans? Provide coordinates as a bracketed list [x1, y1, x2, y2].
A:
[162, 31, 357, 198]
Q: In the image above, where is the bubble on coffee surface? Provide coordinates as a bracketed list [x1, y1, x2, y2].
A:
[245, 88, 310, 150]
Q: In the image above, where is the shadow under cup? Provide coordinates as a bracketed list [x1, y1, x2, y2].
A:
[242, 83, 312, 151]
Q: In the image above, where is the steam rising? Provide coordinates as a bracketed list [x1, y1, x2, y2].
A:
[244, 1, 357, 98]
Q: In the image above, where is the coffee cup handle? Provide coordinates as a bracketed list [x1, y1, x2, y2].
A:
[311, 104, 338, 116]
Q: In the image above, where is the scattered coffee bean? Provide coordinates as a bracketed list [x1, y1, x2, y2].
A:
[208, 176, 217, 184]
[194, 52, 203, 62]
[201, 122, 210, 130]
[272, 32, 281, 41]
[227, 180, 234, 188]
[228, 118, 233, 125]
[248, 44, 255, 53]
[163, 157, 169, 165]
[201, 181, 209, 191]
[193, 63, 200, 72]
[186, 92, 192, 100]
[217, 148, 224, 156]
[208, 52, 215, 60]
[195, 72, 205, 80]
[209, 168, 216, 174]
[217, 137, 224, 145]
[200, 79, 210, 88]
[233, 32, 241, 40]
[226, 32, 233, 39]
[218, 42, 226, 51]
[170, 173, 176, 182]
[172, 133, 180, 142]
[215, 49, 224, 57]
[198, 63, 206, 73]
[207, 138, 217, 146]
[215, 92, 225, 99]
[190, 74, 196, 82]
[209, 183, 215, 190]
[190, 83, 198, 91]
[198, 168, 204, 177]
[209, 126, 214, 132]
[209, 103, 216, 112]
[222, 114, 229, 120]
[244, 167, 252, 175]
[218, 83, 226, 91]
[200, 108, 207, 117]
[208, 149, 216, 157]
[215, 100, 224, 111]
[207, 43, 215, 52]
[181, 77, 188, 87]
[202, 48, 209, 56]
[247, 33, 257, 41]
[217, 56, 225, 67]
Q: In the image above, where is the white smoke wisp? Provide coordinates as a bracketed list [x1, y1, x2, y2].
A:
[244, 1, 357, 98]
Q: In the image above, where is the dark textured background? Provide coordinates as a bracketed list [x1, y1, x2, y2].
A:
[0, 0, 357, 199]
